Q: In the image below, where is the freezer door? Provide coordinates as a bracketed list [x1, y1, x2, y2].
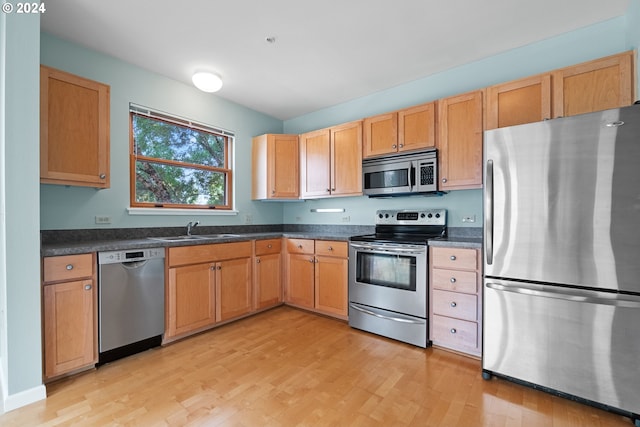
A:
[483, 278, 640, 415]
[484, 104, 640, 293]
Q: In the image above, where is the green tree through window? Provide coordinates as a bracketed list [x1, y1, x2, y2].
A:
[130, 108, 233, 209]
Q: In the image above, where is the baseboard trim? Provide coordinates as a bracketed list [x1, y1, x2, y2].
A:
[2, 384, 46, 413]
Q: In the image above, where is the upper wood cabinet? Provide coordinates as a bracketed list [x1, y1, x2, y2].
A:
[552, 51, 635, 118]
[300, 120, 362, 198]
[252, 134, 299, 200]
[485, 74, 552, 129]
[437, 91, 484, 191]
[40, 65, 110, 188]
[363, 102, 436, 158]
[486, 51, 635, 130]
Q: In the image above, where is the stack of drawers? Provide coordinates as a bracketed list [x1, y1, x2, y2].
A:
[429, 246, 482, 357]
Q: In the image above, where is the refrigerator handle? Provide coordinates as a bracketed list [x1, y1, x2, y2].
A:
[485, 160, 494, 265]
[486, 282, 640, 308]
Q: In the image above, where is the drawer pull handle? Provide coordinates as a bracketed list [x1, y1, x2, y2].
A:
[450, 255, 456, 261]
[450, 302, 457, 308]
[267, 244, 272, 249]
[450, 328, 457, 334]
[66, 264, 74, 270]
[450, 277, 456, 283]
[84, 284, 92, 290]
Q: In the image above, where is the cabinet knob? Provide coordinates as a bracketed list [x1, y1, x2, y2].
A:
[217, 265, 222, 270]
[210, 266, 215, 270]
[256, 258, 261, 264]
[450, 277, 456, 283]
[272, 190, 276, 194]
[326, 188, 331, 193]
[267, 244, 272, 249]
[328, 246, 333, 251]
[450, 255, 456, 261]
[331, 188, 336, 191]
[99, 174, 106, 179]
[399, 144, 404, 148]
[309, 258, 314, 263]
[450, 302, 457, 308]
[450, 328, 457, 334]
[442, 178, 447, 183]
[84, 284, 92, 290]
[297, 244, 303, 249]
[66, 264, 74, 270]
[392, 144, 397, 149]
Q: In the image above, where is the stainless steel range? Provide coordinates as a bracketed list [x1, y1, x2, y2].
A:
[348, 209, 447, 347]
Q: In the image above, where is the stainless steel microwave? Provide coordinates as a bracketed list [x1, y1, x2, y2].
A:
[362, 150, 439, 197]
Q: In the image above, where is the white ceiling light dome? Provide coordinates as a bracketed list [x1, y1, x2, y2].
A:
[192, 71, 223, 92]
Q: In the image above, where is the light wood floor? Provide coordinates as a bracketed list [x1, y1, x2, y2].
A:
[1, 306, 632, 426]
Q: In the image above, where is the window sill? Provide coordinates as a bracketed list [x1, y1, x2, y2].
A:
[127, 208, 238, 216]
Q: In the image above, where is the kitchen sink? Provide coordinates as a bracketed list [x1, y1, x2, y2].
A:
[148, 234, 242, 242]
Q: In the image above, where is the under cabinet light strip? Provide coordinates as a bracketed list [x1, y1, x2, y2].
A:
[310, 208, 345, 213]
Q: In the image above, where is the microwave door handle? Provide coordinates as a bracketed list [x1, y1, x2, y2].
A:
[410, 163, 416, 190]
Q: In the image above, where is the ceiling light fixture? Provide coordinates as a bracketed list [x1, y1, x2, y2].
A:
[192, 71, 223, 93]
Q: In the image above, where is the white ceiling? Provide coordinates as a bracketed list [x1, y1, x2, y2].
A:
[41, 0, 630, 120]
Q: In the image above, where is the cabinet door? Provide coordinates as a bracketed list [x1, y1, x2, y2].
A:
[398, 102, 436, 152]
[43, 280, 96, 378]
[166, 263, 215, 338]
[216, 257, 253, 322]
[331, 121, 362, 197]
[363, 112, 398, 158]
[286, 253, 315, 309]
[40, 65, 110, 188]
[269, 134, 300, 198]
[437, 91, 483, 190]
[485, 74, 552, 130]
[552, 51, 634, 118]
[314, 255, 348, 318]
[255, 252, 282, 310]
[300, 129, 331, 198]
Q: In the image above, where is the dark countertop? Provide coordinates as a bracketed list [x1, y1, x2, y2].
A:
[41, 226, 483, 256]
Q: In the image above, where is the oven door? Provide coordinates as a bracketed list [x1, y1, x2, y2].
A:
[348, 242, 427, 318]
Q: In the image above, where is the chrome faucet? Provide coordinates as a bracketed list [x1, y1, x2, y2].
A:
[186, 221, 199, 236]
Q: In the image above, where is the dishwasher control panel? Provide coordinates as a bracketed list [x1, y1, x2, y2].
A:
[98, 247, 165, 264]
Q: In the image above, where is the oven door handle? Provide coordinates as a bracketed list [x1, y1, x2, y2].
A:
[349, 243, 425, 255]
[349, 304, 425, 324]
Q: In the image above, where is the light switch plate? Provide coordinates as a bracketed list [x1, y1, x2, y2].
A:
[95, 215, 112, 224]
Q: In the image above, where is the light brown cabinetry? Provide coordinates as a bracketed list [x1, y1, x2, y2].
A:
[251, 134, 299, 200]
[485, 51, 635, 130]
[285, 238, 348, 319]
[42, 253, 97, 380]
[429, 246, 482, 358]
[254, 239, 283, 310]
[437, 91, 483, 190]
[40, 65, 110, 188]
[363, 102, 436, 158]
[165, 241, 253, 341]
[300, 120, 362, 198]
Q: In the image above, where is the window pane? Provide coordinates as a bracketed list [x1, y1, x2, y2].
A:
[135, 161, 226, 206]
[132, 115, 226, 167]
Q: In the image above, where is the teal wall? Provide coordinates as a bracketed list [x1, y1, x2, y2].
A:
[40, 33, 285, 230]
[283, 15, 636, 228]
[1, 2, 45, 405]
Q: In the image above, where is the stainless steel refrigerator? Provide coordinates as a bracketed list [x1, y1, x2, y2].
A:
[483, 103, 640, 423]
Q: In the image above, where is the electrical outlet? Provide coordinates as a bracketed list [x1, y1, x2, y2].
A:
[244, 213, 253, 224]
[461, 215, 476, 223]
[95, 215, 112, 224]
[341, 216, 351, 222]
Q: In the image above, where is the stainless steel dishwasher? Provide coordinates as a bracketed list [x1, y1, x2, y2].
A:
[98, 247, 165, 364]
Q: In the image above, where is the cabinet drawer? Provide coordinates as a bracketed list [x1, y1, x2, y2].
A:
[431, 268, 477, 294]
[315, 240, 348, 258]
[431, 247, 477, 270]
[43, 254, 94, 283]
[287, 239, 314, 254]
[432, 289, 477, 321]
[169, 241, 252, 267]
[255, 238, 282, 255]
[431, 314, 478, 351]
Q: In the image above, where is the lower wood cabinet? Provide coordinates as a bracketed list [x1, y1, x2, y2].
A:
[429, 246, 482, 358]
[285, 238, 348, 319]
[165, 241, 253, 341]
[254, 239, 283, 310]
[42, 253, 97, 380]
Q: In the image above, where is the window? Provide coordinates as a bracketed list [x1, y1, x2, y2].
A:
[129, 105, 234, 210]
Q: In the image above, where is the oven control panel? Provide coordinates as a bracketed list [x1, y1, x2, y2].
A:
[375, 209, 447, 226]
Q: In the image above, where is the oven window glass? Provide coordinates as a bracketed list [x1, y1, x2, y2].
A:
[355, 251, 416, 291]
[364, 168, 409, 189]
